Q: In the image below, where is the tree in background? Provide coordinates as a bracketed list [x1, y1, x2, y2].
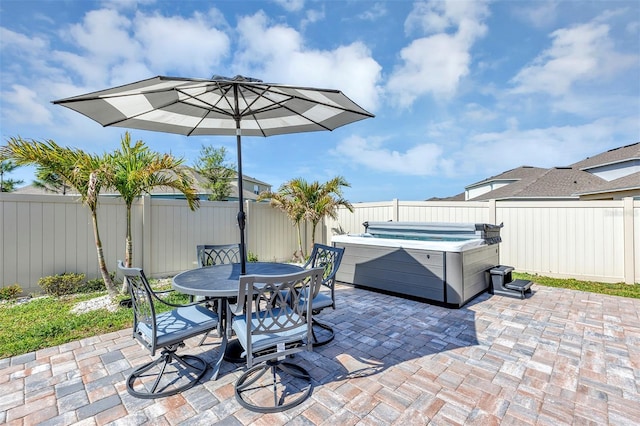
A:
[259, 176, 353, 260]
[293, 176, 354, 255]
[33, 169, 70, 194]
[193, 145, 235, 201]
[107, 132, 199, 293]
[2, 138, 118, 296]
[0, 159, 24, 192]
[258, 184, 306, 261]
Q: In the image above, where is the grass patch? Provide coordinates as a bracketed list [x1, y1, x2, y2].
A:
[514, 272, 640, 299]
[0, 282, 190, 359]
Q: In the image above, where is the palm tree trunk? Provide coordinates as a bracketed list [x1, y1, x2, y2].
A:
[91, 210, 117, 297]
[296, 221, 305, 261]
[310, 221, 319, 255]
[121, 204, 133, 294]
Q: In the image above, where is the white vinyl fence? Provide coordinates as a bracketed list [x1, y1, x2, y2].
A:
[1, 194, 638, 295]
[324, 198, 639, 285]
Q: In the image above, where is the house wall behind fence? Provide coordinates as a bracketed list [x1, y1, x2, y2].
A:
[1, 194, 638, 294]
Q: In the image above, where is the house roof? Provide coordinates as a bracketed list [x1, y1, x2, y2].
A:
[467, 167, 607, 200]
[452, 143, 639, 201]
[570, 142, 640, 170]
[14, 168, 271, 201]
[466, 166, 548, 188]
[574, 171, 640, 196]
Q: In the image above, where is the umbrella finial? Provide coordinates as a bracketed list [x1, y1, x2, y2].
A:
[211, 74, 263, 83]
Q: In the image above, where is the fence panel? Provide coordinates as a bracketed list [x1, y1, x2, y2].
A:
[2, 194, 638, 294]
[247, 202, 304, 263]
[146, 199, 240, 276]
[398, 201, 489, 223]
[497, 201, 626, 282]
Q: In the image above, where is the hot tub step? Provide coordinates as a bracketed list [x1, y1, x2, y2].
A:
[505, 279, 532, 292]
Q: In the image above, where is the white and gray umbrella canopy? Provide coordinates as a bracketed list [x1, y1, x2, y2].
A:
[53, 75, 374, 273]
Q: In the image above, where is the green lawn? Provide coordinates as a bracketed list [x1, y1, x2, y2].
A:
[514, 272, 640, 298]
[0, 283, 190, 359]
[1, 274, 638, 359]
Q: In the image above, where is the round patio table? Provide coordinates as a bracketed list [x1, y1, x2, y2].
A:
[172, 262, 303, 298]
[172, 262, 304, 366]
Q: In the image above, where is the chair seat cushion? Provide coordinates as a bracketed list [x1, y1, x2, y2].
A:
[284, 289, 333, 311]
[300, 292, 333, 310]
[232, 308, 307, 354]
[138, 305, 219, 348]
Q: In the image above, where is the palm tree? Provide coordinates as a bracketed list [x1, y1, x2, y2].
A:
[258, 185, 306, 261]
[3, 138, 118, 296]
[259, 176, 353, 259]
[33, 169, 69, 194]
[294, 176, 354, 255]
[107, 132, 199, 293]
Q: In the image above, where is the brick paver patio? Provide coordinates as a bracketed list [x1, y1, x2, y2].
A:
[1, 283, 639, 425]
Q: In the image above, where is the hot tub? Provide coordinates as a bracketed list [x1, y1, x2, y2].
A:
[332, 222, 502, 308]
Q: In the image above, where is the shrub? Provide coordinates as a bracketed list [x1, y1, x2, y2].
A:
[38, 273, 86, 296]
[0, 284, 22, 300]
[77, 272, 117, 293]
[247, 251, 259, 262]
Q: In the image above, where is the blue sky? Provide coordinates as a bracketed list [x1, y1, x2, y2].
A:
[1, 0, 639, 202]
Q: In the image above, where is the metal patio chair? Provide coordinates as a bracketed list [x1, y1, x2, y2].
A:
[195, 244, 241, 345]
[231, 267, 323, 413]
[117, 261, 219, 399]
[298, 243, 345, 346]
[196, 244, 241, 267]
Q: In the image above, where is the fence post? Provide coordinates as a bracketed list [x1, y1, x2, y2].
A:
[623, 197, 635, 284]
[489, 199, 497, 224]
[393, 198, 399, 221]
[141, 195, 151, 273]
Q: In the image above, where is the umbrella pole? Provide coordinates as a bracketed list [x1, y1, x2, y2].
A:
[236, 121, 247, 275]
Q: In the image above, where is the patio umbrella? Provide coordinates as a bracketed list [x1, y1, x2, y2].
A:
[53, 75, 374, 274]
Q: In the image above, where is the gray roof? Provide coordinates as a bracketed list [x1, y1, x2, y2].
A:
[14, 168, 271, 201]
[570, 142, 640, 170]
[454, 143, 639, 201]
[467, 167, 607, 200]
[574, 171, 640, 195]
[466, 166, 548, 188]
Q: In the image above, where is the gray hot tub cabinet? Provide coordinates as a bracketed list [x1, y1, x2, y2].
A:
[334, 242, 499, 308]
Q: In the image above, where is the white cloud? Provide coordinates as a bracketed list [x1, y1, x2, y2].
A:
[404, 0, 489, 36]
[0, 27, 49, 52]
[48, 8, 230, 87]
[387, 0, 489, 107]
[358, 3, 387, 21]
[463, 103, 498, 122]
[2, 84, 52, 125]
[134, 11, 230, 77]
[460, 117, 638, 175]
[234, 12, 382, 112]
[334, 135, 446, 176]
[334, 115, 638, 182]
[301, 8, 325, 30]
[513, 0, 558, 29]
[511, 21, 637, 96]
[273, 0, 304, 13]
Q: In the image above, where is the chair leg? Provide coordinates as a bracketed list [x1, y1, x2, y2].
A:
[235, 359, 312, 413]
[197, 300, 221, 346]
[127, 348, 208, 399]
[311, 318, 335, 346]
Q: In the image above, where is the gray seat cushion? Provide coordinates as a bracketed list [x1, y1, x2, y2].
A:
[138, 304, 219, 348]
